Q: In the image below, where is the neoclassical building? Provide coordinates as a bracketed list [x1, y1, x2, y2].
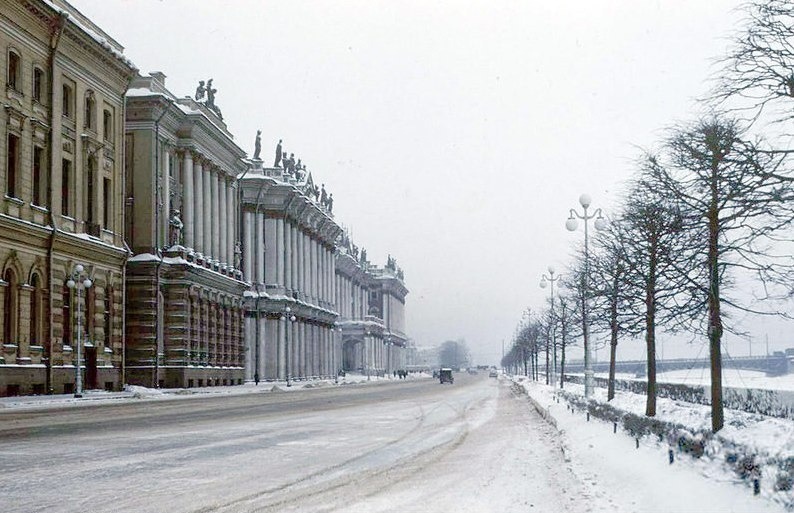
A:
[0, 0, 136, 396]
[335, 243, 408, 377]
[240, 162, 342, 383]
[124, 72, 247, 388]
[240, 158, 409, 382]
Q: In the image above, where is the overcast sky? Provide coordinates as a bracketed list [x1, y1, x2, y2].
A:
[71, 0, 793, 363]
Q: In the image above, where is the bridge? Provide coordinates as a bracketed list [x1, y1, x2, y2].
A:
[564, 351, 791, 377]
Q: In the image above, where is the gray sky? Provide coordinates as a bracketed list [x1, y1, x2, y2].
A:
[73, 0, 779, 363]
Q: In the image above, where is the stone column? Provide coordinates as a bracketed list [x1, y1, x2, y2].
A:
[284, 219, 292, 292]
[226, 181, 235, 268]
[182, 152, 194, 250]
[219, 177, 227, 266]
[212, 170, 220, 261]
[264, 217, 276, 285]
[257, 213, 266, 285]
[276, 218, 285, 287]
[243, 211, 253, 280]
[297, 231, 305, 296]
[203, 163, 212, 259]
[193, 157, 204, 254]
[161, 146, 170, 248]
[291, 225, 298, 292]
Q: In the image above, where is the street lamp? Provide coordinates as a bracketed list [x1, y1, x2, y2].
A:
[540, 266, 560, 387]
[281, 306, 296, 387]
[365, 330, 371, 381]
[66, 264, 92, 398]
[566, 193, 606, 398]
[386, 336, 392, 377]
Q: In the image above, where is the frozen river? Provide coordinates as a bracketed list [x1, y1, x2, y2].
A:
[0, 375, 586, 513]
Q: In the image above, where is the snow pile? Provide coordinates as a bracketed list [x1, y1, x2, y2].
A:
[123, 384, 165, 398]
[515, 377, 794, 510]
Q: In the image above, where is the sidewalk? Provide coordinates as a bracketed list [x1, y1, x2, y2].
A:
[0, 372, 430, 411]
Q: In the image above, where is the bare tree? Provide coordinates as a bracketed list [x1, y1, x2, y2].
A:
[712, 0, 794, 124]
[588, 218, 634, 401]
[644, 114, 794, 431]
[620, 178, 705, 416]
[555, 294, 577, 389]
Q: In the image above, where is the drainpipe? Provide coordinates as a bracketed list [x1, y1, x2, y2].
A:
[45, 12, 67, 394]
[152, 99, 172, 388]
[119, 71, 135, 389]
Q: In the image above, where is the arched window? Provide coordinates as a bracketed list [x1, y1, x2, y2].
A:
[29, 274, 41, 345]
[62, 284, 72, 346]
[3, 269, 18, 344]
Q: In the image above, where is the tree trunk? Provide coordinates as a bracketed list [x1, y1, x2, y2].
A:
[545, 337, 550, 385]
[645, 240, 657, 417]
[708, 164, 724, 433]
[560, 333, 566, 389]
[608, 279, 619, 401]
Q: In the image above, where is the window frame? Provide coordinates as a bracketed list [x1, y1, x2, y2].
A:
[7, 49, 20, 92]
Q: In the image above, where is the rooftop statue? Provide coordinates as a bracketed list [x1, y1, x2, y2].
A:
[320, 184, 328, 206]
[253, 130, 262, 160]
[327, 193, 333, 213]
[274, 139, 283, 167]
[195, 80, 206, 101]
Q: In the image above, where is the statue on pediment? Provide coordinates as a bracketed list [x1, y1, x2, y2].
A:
[360, 248, 367, 264]
[397, 268, 404, 280]
[327, 193, 333, 213]
[195, 80, 206, 101]
[274, 140, 283, 167]
[253, 130, 261, 160]
[320, 184, 328, 206]
[352, 244, 359, 259]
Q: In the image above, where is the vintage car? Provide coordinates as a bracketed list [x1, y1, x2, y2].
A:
[439, 368, 454, 384]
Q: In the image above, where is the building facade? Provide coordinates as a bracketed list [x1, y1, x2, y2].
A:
[124, 72, 247, 388]
[240, 162, 343, 383]
[0, 0, 135, 396]
[335, 242, 408, 377]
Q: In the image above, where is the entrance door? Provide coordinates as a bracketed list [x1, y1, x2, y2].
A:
[85, 347, 98, 389]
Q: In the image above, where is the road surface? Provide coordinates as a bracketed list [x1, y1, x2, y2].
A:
[0, 375, 589, 513]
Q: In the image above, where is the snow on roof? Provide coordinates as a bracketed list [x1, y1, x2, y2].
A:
[41, 0, 137, 70]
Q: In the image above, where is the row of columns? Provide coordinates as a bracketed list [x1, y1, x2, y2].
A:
[186, 297, 243, 368]
[335, 274, 368, 319]
[242, 213, 336, 306]
[356, 336, 399, 375]
[246, 316, 340, 382]
[179, 151, 237, 268]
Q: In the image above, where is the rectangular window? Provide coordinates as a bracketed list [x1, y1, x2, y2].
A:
[6, 133, 18, 197]
[103, 177, 111, 228]
[8, 52, 19, 91]
[85, 95, 95, 130]
[62, 84, 72, 118]
[32, 146, 43, 205]
[86, 159, 94, 223]
[61, 159, 70, 216]
[103, 109, 112, 141]
[33, 68, 43, 102]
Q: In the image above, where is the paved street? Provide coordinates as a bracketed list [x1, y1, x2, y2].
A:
[0, 375, 588, 513]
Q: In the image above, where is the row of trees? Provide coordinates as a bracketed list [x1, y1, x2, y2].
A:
[503, 0, 794, 432]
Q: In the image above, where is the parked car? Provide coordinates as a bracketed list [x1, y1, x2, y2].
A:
[439, 368, 454, 384]
[489, 370, 498, 378]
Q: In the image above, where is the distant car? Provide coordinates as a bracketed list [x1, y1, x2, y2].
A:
[489, 370, 498, 378]
[439, 368, 454, 384]
[467, 368, 478, 375]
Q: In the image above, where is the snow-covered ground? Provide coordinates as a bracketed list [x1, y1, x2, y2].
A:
[596, 368, 794, 391]
[517, 376, 793, 512]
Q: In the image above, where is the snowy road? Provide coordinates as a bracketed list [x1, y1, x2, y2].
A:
[0, 375, 588, 513]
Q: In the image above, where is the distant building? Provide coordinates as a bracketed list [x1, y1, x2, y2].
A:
[0, 0, 136, 396]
